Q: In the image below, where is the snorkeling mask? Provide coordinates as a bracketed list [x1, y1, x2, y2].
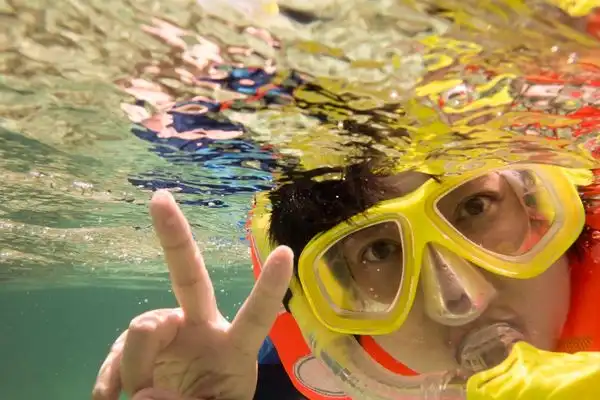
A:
[295, 162, 584, 336]
[249, 159, 593, 399]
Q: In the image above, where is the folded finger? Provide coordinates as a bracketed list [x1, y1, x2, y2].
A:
[92, 330, 128, 400]
[121, 308, 183, 395]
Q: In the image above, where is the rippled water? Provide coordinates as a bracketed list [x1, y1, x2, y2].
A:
[1, 0, 600, 287]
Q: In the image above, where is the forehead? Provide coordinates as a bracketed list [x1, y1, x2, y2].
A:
[376, 170, 433, 201]
[375, 169, 509, 205]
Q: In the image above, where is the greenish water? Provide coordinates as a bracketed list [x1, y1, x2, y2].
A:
[0, 288, 177, 400]
[0, 284, 252, 400]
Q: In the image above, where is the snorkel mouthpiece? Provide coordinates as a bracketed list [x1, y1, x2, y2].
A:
[457, 322, 525, 374]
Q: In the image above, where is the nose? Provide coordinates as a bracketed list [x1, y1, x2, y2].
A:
[420, 243, 497, 326]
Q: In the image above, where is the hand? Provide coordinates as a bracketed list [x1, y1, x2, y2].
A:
[92, 190, 294, 400]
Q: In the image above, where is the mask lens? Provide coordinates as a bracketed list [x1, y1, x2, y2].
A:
[315, 221, 405, 314]
[436, 168, 557, 256]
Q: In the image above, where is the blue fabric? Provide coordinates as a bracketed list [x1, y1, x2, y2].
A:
[257, 336, 281, 365]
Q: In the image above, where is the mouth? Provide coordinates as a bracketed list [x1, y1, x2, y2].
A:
[447, 307, 527, 348]
[453, 321, 526, 374]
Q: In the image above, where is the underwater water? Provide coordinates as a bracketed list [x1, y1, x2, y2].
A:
[2, 0, 600, 398]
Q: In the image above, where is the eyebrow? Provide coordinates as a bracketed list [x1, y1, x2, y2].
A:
[436, 173, 506, 217]
[451, 173, 504, 197]
[340, 222, 401, 254]
[376, 171, 433, 201]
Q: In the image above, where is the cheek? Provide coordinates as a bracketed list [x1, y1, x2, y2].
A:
[496, 256, 570, 350]
[372, 290, 458, 373]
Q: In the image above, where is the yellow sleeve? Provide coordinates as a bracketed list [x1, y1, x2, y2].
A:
[466, 341, 600, 400]
[546, 0, 600, 16]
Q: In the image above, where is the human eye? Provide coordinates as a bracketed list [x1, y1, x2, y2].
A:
[359, 239, 402, 264]
[455, 192, 500, 222]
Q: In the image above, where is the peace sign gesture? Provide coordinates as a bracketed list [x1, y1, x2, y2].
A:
[92, 190, 294, 400]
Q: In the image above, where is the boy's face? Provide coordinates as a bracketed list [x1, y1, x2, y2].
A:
[328, 170, 571, 373]
[373, 255, 569, 373]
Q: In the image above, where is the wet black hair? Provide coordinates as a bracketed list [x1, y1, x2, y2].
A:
[267, 161, 406, 269]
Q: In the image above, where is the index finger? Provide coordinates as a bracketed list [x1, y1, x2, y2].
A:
[150, 190, 217, 324]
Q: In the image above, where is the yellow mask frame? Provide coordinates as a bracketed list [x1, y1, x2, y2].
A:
[295, 163, 590, 335]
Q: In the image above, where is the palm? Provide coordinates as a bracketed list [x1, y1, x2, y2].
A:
[152, 316, 256, 399]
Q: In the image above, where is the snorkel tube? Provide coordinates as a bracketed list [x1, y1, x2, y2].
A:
[286, 277, 468, 400]
[286, 269, 534, 400]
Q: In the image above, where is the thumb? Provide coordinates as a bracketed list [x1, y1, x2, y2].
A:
[229, 245, 294, 354]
